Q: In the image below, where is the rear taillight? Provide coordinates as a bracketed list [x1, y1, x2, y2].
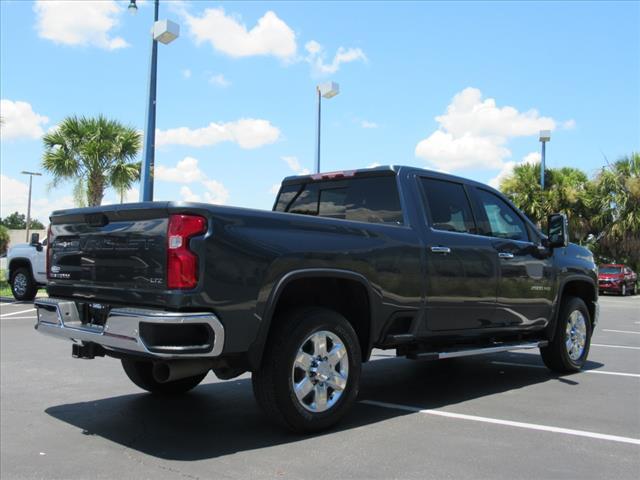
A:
[167, 214, 207, 289]
[46, 224, 53, 280]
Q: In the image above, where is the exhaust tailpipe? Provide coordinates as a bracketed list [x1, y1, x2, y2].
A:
[152, 360, 214, 383]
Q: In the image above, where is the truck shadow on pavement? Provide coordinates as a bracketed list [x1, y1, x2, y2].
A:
[45, 352, 604, 461]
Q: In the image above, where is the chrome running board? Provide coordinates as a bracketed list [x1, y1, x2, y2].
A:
[407, 340, 548, 360]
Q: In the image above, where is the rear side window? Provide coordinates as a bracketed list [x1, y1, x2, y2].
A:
[475, 189, 529, 241]
[275, 176, 403, 224]
[421, 178, 476, 233]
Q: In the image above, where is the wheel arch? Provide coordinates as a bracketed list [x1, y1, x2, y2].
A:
[8, 258, 34, 281]
[248, 269, 377, 371]
[547, 276, 597, 341]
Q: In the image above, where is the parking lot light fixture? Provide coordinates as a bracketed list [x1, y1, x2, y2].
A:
[315, 81, 340, 174]
[127, 0, 138, 15]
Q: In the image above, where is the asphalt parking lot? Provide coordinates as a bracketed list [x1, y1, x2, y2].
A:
[1, 295, 638, 479]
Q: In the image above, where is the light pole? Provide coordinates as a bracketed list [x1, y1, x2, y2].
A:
[128, 0, 180, 202]
[21, 171, 42, 242]
[539, 130, 551, 190]
[315, 82, 340, 174]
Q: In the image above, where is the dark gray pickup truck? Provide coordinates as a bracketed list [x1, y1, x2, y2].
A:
[35, 166, 599, 432]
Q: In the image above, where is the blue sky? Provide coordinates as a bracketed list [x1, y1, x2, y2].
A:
[1, 0, 639, 223]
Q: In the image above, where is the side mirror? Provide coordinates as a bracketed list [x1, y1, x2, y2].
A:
[30, 233, 40, 245]
[547, 213, 569, 248]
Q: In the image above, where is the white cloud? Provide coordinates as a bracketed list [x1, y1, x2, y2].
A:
[305, 41, 367, 75]
[367, 162, 381, 168]
[34, 0, 128, 50]
[209, 73, 231, 87]
[182, 69, 192, 79]
[0, 99, 49, 140]
[156, 157, 229, 205]
[156, 119, 280, 149]
[202, 179, 230, 205]
[0, 174, 74, 224]
[562, 119, 576, 130]
[269, 183, 281, 195]
[185, 8, 296, 59]
[155, 156, 205, 183]
[361, 120, 378, 129]
[488, 152, 541, 189]
[415, 87, 558, 171]
[282, 156, 310, 175]
[179, 182, 230, 205]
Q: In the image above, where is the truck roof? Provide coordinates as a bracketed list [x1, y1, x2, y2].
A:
[281, 164, 498, 192]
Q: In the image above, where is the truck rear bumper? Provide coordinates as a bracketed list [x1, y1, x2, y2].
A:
[34, 298, 225, 359]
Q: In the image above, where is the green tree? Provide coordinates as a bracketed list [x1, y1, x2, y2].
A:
[590, 153, 640, 271]
[0, 212, 45, 230]
[42, 115, 141, 206]
[0, 225, 9, 256]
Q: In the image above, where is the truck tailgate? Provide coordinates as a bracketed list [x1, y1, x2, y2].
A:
[48, 204, 169, 292]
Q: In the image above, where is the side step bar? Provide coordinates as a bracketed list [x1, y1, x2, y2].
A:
[407, 340, 548, 361]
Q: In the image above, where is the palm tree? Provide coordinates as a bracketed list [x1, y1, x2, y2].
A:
[499, 162, 548, 225]
[590, 153, 640, 270]
[42, 115, 141, 206]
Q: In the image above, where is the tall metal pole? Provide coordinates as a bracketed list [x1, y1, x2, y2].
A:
[540, 140, 546, 190]
[25, 175, 33, 242]
[139, 0, 160, 202]
[21, 171, 41, 242]
[315, 88, 322, 174]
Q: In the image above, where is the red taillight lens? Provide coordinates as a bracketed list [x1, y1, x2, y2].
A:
[167, 214, 207, 289]
[46, 224, 53, 280]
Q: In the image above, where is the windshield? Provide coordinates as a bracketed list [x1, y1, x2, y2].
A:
[599, 266, 622, 274]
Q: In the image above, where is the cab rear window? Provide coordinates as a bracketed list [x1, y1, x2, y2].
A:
[274, 176, 403, 225]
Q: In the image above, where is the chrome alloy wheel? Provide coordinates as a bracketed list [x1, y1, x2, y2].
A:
[565, 310, 587, 361]
[291, 330, 349, 413]
[13, 273, 28, 297]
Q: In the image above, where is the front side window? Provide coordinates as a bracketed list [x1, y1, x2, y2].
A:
[421, 178, 476, 233]
[476, 189, 528, 241]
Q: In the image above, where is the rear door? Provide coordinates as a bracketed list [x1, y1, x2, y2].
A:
[418, 177, 498, 331]
[469, 187, 554, 327]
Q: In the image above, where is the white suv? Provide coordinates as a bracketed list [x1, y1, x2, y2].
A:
[5, 233, 47, 300]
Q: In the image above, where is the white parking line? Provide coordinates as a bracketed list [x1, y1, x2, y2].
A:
[491, 361, 640, 378]
[602, 329, 640, 335]
[0, 308, 36, 318]
[361, 400, 640, 446]
[0, 316, 37, 320]
[592, 343, 640, 350]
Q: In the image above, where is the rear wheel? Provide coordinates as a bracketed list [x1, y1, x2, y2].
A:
[540, 296, 591, 373]
[10, 267, 37, 301]
[633, 283, 638, 296]
[121, 359, 207, 394]
[252, 307, 362, 433]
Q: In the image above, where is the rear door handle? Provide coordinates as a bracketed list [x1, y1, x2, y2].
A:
[431, 246, 451, 254]
[498, 252, 515, 259]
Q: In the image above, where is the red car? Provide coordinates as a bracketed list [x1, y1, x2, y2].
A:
[598, 264, 638, 296]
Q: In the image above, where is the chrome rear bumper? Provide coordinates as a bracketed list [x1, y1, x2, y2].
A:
[34, 298, 224, 359]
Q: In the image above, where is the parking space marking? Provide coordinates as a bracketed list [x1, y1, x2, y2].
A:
[361, 400, 640, 445]
[603, 329, 640, 335]
[491, 361, 640, 378]
[0, 308, 36, 318]
[0, 316, 37, 320]
[592, 343, 640, 350]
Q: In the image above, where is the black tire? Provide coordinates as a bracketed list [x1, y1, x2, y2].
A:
[540, 296, 591, 373]
[620, 284, 627, 296]
[252, 307, 362, 433]
[10, 267, 37, 301]
[121, 358, 207, 394]
[633, 283, 638, 296]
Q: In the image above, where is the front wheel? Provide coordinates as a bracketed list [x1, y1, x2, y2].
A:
[121, 359, 207, 394]
[11, 267, 38, 301]
[540, 296, 591, 373]
[252, 307, 362, 433]
[621, 284, 627, 296]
